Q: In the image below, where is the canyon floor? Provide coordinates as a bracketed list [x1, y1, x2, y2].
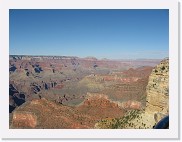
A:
[9, 55, 167, 129]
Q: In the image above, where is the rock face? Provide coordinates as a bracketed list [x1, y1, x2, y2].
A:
[145, 58, 169, 117]
[95, 58, 169, 129]
[125, 58, 169, 128]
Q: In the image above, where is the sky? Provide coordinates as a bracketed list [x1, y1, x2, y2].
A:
[9, 9, 169, 59]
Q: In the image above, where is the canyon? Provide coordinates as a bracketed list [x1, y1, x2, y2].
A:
[9, 55, 167, 129]
[95, 58, 169, 129]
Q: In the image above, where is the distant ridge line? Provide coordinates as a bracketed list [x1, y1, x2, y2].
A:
[9, 55, 164, 61]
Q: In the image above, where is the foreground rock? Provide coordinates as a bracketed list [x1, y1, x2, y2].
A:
[10, 94, 125, 129]
[124, 58, 169, 128]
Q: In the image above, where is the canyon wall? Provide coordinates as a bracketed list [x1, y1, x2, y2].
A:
[95, 58, 169, 129]
[126, 58, 169, 128]
[145, 58, 169, 123]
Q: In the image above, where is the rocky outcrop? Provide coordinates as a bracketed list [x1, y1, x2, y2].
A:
[95, 58, 169, 129]
[77, 93, 125, 119]
[145, 58, 169, 115]
[124, 58, 169, 128]
[11, 112, 37, 128]
[138, 58, 169, 128]
[10, 95, 125, 129]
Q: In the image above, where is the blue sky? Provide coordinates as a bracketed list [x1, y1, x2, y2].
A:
[9, 9, 169, 59]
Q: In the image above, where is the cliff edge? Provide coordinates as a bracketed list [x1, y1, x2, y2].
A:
[95, 58, 169, 129]
[129, 58, 169, 128]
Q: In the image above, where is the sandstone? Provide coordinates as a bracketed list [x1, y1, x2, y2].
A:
[145, 58, 169, 116]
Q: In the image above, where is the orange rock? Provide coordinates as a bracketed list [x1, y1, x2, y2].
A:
[12, 112, 37, 128]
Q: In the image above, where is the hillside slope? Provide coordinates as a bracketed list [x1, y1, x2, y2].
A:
[10, 94, 125, 129]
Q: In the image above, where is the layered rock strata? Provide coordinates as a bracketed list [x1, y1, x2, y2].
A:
[126, 58, 169, 128]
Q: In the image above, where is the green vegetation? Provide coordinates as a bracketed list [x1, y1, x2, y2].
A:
[96, 110, 143, 129]
[161, 66, 165, 70]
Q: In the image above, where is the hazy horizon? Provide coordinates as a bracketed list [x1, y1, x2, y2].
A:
[9, 54, 166, 60]
[10, 9, 169, 59]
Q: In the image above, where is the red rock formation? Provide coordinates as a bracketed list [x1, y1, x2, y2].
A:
[10, 96, 125, 129]
[76, 93, 124, 120]
[9, 55, 159, 128]
[12, 112, 37, 128]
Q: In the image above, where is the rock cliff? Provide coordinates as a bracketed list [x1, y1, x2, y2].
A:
[145, 58, 169, 121]
[95, 58, 169, 129]
[127, 58, 169, 128]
